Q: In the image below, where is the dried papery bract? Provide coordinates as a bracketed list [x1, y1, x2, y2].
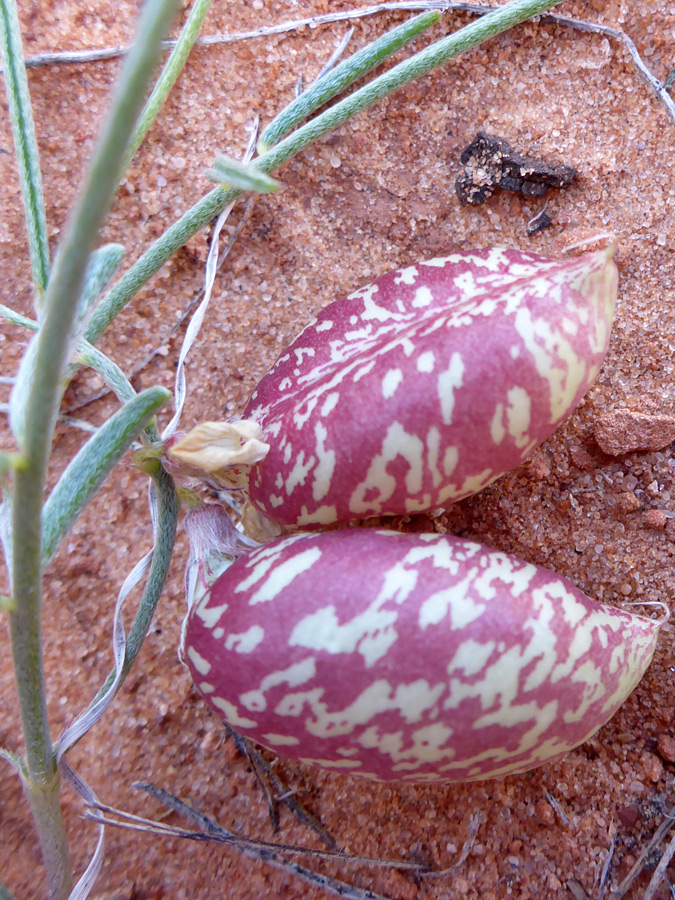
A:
[172, 245, 617, 529]
[169, 419, 269, 490]
[183, 529, 662, 784]
[182, 501, 258, 612]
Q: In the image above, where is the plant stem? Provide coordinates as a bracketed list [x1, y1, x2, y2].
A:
[8, 2, 178, 897]
[0, 0, 49, 303]
[41, 386, 171, 565]
[95, 464, 180, 702]
[123, 0, 213, 170]
[0, 303, 137, 406]
[86, 0, 564, 344]
[258, 10, 440, 151]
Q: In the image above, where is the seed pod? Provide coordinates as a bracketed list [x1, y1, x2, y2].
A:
[239, 246, 617, 528]
[183, 528, 660, 783]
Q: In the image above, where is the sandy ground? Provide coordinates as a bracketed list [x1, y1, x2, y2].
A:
[1, 1, 675, 898]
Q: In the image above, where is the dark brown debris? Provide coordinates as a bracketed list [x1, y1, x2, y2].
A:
[526, 209, 553, 236]
[617, 805, 641, 829]
[594, 409, 675, 456]
[455, 131, 577, 206]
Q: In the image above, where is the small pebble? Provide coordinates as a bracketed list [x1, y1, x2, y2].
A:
[570, 445, 593, 470]
[644, 509, 667, 530]
[594, 409, 675, 455]
[617, 804, 640, 829]
[535, 798, 555, 826]
[618, 491, 640, 512]
[657, 733, 675, 762]
[640, 751, 664, 783]
[647, 480, 661, 497]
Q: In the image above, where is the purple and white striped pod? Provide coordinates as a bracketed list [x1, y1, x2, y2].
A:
[183, 529, 660, 783]
[243, 247, 617, 528]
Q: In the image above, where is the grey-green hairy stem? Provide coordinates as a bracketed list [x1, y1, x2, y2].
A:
[7, 1, 178, 897]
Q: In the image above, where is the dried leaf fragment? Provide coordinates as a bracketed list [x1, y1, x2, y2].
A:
[455, 131, 577, 206]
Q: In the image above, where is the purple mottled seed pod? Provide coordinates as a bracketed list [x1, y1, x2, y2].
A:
[243, 246, 617, 528]
[183, 529, 660, 783]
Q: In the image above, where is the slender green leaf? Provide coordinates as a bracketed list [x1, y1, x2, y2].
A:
[124, 0, 213, 169]
[74, 341, 137, 405]
[0, 494, 12, 585]
[94, 464, 179, 704]
[41, 385, 170, 565]
[0, 303, 36, 331]
[0, 0, 49, 301]
[0, 745, 27, 780]
[71, 242, 125, 342]
[205, 156, 280, 193]
[258, 10, 440, 152]
[8, 333, 38, 444]
[0, 303, 137, 407]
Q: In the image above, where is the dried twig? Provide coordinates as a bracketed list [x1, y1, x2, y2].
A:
[538, 11, 675, 125]
[124, 783, 431, 873]
[422, 811, 483, 877]
[315, 26, 355, 82]
[643, 830, 675, 900]
[85, 783, 436, 900]
[597, 829, 617, 900]
[18, 3, 478, 69]
[226, 724, 281, 834]
[545, 790, 572, 828]
[225, 724, 336, 849]
[609, 804, 675, 900]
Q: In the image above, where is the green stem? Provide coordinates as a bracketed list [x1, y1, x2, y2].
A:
[0, 0, 49, 301]
[86, 0, 564, 344]
[41, 386, 170, 565]
[8, 2, 177, 897]
[123, 0, 213, 170]
[94, 464, 180, 703]
[22, 776, 71, 900]
[258, 10, 440, 151]
[0, 303, 137, 406]
[74, 341, 137, 405]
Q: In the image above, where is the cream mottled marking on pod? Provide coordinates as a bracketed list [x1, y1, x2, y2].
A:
[243, 246, 617, 527]
[183, 529, 661, 784]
